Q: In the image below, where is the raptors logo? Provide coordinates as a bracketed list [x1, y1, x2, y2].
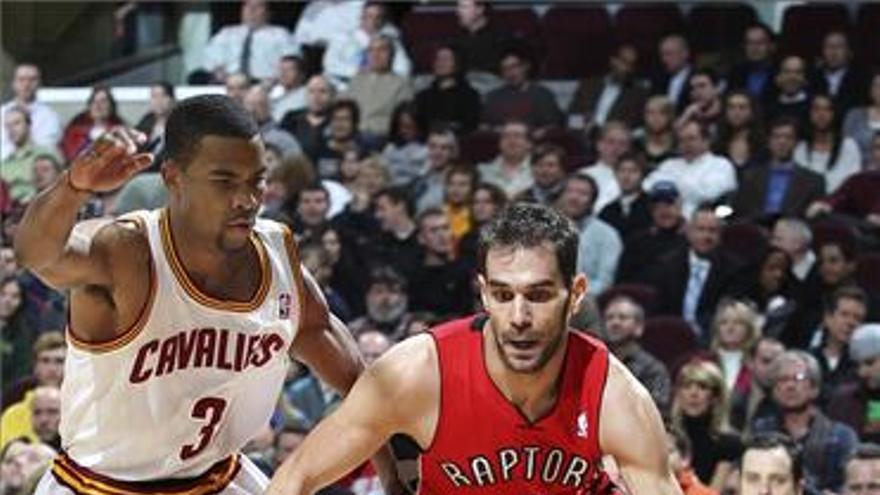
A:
[576, 412, 589, 439]
[278, 293, 292, 319]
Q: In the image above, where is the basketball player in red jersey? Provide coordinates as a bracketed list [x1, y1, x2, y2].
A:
[269, 202, 681, 494]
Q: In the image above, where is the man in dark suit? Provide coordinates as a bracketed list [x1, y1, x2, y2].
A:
[599, 151, 652, 240]
[809, 30, 868, 116]
[568, 44, 649, 133]
[649, 205, 741, 343]
[728, 22, 777, 106]
[650, 34, 693, 113]
[767, 55, 811, 123]
[733, 116, 826, 222]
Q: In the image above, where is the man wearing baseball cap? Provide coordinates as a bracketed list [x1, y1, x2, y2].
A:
[829, 323, 880, 443]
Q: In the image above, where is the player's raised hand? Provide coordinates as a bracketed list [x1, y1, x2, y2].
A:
[68, 127, 154, 194]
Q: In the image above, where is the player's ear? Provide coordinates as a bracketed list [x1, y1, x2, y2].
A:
[568, 273, 589, 317]
[161, 160, 181, 192]
[477, 274, 490, 309]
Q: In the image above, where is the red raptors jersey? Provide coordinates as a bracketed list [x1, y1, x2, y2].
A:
[419, 315, 614, 494]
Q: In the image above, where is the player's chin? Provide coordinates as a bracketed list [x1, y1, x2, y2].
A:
[219, 229, 252, 251]
[502, 345, 546, 373]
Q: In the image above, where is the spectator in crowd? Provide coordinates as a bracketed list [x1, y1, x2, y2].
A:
[224, 72, 251, 106]
[517, 143, 567, 206]
[30, 386, 60, 449]
[281, 74, 335, 161]
[0, 277, 37, 390]
[320, 226, 368, 318]
[345, 35, 413, 143]
[794, 94, 862, 194]
[112, 168, 168, 215]
[457, 182, 507, 270]
[290, 182, 332, 242]
[842, 70, 880, 159]
[284, 366, 340, 431]
[806, 135, 880, 227]
[558, 173, 622, 295]
[754, 350, 859, 493]
[617, 180, 687, 284]
[771, 217, 817, 285]
[349, 266, 413, 338]
[0, 439, 56, 495]
[452, 0, 509, 75]
[322, 1, 411, 86]
[602, 295, 672, 413]
[299, 241, 352, 322]
[481, 47, 564, 133]
[671, 359, 742, 491]
[569, 44, 648, 133]
[2, 331, 64, 409]
[60, 85, 126, 162]
[728, 22, 777, 105]
[580, 121, 632, 212]
[273, 422, 309, 472]
[809, 31, 866, 116]
[292, 0, 363, 48]
[313, 99, 363, 179]
[643, 120, 737, 218]
[414, 44, 481, 135]
[408, 126, 457, 213]
[733, 116, 825, 222]
[677, 69, 724, 133]
[733, 247, 797, 334]
[710, 299, 762, 392]
[739, 433, 805, 495]
[30, 154, 63, 198]
[635, 96, 678, 169]
[1, 64, 61, 161]
[650, 206, 741, 340]
[134, 81, 175, 155]
[1, 107, 60, 202]
[369, 186, 421, 279]
[666, 424, 718, 495]
[809, 285, 867, 397]
[599, 152, 652, 240]
[270, 55, 307, 122]
[768, 55, 811, 123]
[193, 0, 295, 83]
[477, 120, 533, 198]
[356, 330, 392, 366]
[407, 208, 472, 317]
[841, 443, 880, 495]
[817, 239, 863, 304]
[443, 164, 477, 248]
[244, 85, 302, 158]
[381, 102, 427, 187]
[651, 34, 694, 112]
[829, 324, 880, 444]
[729, 336, 785, 435]
[713, 90, 767, 172]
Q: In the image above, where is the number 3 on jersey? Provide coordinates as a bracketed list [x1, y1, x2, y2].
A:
[180, 397, 227, 460]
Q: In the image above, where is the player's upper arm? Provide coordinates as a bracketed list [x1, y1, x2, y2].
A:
[600, 357, 682, 495]
[32, 218, 143, 290]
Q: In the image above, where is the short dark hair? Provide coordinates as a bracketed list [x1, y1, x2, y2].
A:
[690, 67, 719, 86]
[474, 182, 508, 210]
[164, 94, 258, 167]
[6, 105, 31, 125]
[368, 265, 407, 292]
[565, 172, 599, 206]
[445, 163, 478, 189]
[744, 22, 775, 43]
[330, 98, 361, 130]
[280, 55, 303, 68]
[743, 433, 803, 483]
[416, 206, 446, 231]
[374, 185, 415, 219]
[845, 443, 880, 467]
[532, 143, 567, 166]
[478, 202, 580, 286]
[825, 285, 868, 315]
[298, 181, 329, 202]
[617, 151, 646, 174]
[769, 115, 801, 136]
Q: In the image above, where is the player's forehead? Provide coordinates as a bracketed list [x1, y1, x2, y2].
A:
[484, 244, 564, 287]
[187, 135, 264, 175]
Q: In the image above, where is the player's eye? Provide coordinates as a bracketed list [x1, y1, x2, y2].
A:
[525, 290, 554, 303]
[491, 290, 514, 303]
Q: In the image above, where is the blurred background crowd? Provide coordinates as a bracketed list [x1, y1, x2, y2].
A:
[2, 1, 880, 495]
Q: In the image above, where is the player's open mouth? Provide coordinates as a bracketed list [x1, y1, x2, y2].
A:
[508, 340, 538, 350]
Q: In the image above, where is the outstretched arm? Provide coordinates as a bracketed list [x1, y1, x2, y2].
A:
[270, 335, 437, 495]
[600, 357, 683, 495]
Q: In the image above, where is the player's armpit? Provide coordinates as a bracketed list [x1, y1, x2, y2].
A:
[599, 357, 683, 495]
[268, 336, 435, 495]
[290, 265, 364, 395]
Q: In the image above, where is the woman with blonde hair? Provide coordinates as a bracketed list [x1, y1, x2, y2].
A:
[710, 298, 762, 393]
[671, 358, 743, 492]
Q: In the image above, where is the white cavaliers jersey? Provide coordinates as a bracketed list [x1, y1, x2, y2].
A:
[60, 209, 302, 481]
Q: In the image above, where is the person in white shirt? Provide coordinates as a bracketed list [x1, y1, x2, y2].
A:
[793, 93, 862, 193]
[579, 121, 632, 212]
[199, 0, 296, 83]
[292, 0, 364, 47]
[270, 56, 307, 122]
[477, 120, 534, 199]
[1, 64, 61, 160]
[322, 1, 411, 87]
[643, 120, 737, 217]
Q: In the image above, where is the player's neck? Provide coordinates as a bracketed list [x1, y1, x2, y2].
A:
[484, 331, 568, 423]
[168, 211, 251, 276]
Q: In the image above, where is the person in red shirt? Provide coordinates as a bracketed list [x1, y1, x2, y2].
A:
[268, 202, 680, 495]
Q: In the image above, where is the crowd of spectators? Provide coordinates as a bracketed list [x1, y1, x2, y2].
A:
[3, 1, 880, 495]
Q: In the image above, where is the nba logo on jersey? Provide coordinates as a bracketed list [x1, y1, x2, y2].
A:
[278, 293, 292, 319]
[576, 412, 589, 438]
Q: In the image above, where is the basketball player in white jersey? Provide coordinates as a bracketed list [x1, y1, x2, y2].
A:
[14, 95, 400, 495]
